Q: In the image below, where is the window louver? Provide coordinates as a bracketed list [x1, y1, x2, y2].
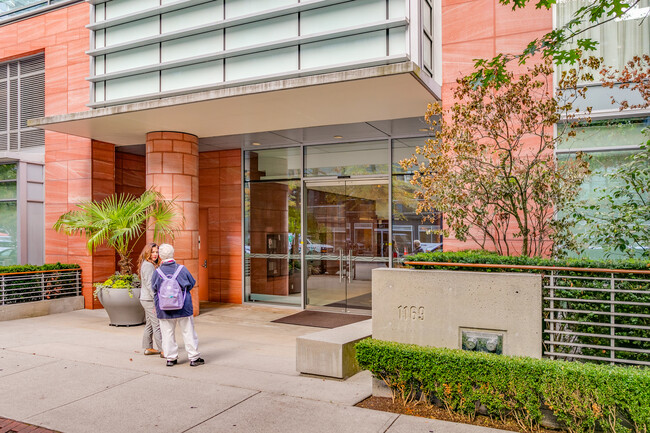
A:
[0, 54, 45, 151]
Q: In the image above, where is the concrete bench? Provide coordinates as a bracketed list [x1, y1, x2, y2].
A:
[296, 319, 372, 379]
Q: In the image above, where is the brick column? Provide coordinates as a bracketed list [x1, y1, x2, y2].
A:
[146, 132, 200, 314]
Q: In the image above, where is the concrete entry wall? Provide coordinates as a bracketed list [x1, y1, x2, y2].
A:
[372, 268, 542, 358]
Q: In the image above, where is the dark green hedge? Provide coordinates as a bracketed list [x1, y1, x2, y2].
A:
[405, 250, 650, 273]
[0, 263, 80, 274]
[356, 338, 650, 433]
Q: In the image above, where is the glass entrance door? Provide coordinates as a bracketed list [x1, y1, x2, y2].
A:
[304, 178, 389, 313]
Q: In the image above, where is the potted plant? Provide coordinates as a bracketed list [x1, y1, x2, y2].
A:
[53, 190, 180, 326]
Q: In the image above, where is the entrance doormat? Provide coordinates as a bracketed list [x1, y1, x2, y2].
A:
[271, 310, 370, 329]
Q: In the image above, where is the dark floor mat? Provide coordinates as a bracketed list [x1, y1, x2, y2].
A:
[271, 310, 370, 328]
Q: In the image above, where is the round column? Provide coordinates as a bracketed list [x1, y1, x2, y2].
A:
[146, 131, 200, 313]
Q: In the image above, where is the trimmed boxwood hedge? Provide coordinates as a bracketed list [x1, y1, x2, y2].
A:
[404, 250, 650, 273]
[0, 263, 80, 274]
[356, 338, 650, 433]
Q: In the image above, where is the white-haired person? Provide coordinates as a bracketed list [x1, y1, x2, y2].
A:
[151, 243, 204, 367]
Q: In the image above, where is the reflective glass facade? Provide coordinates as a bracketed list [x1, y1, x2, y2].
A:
[243, 137, 440, 309]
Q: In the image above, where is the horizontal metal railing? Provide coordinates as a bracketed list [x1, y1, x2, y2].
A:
[404, 261, 650, 367]
[544, 270, 650, 367]
[0, 269, 82, 305]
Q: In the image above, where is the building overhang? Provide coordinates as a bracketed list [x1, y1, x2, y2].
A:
[29, 62, 440, 146]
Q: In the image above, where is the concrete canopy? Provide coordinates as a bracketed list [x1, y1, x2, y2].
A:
[30, 62, 440, 146]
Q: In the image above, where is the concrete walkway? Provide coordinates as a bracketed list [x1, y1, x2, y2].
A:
[0, 303, 509, 433]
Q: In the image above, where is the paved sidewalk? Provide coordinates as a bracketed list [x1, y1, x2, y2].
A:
[0, 304, 509, 433]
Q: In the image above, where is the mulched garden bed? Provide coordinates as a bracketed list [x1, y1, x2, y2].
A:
[356, 396, 559, 432]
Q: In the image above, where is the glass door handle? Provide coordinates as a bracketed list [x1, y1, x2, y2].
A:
[339, 250, 344, 283]
[347, 250, 352, 283]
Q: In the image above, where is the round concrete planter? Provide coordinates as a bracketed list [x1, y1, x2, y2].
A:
[96, 287, 145, 326]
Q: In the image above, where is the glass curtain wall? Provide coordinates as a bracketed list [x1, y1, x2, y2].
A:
[0, 163, 17, 266]
[558, 117, 649, 258]
[244, 147, 301, 305]
[391, 137, 442, 264]
[243, 136, 437, 307]
[556, 0, 650, 78]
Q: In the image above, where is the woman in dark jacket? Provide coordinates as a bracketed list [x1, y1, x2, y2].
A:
[151, 243, 204, 367]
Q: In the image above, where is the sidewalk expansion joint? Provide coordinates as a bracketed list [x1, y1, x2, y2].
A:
[24, 372, 150, 420]
[180, 390, 262, 433]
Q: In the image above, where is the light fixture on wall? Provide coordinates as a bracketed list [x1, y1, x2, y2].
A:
[251, 142, 261, 146]
[418, 128, 429, 132]
[333, 135, 343, 139]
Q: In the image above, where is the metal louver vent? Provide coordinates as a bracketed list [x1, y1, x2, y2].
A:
[0, 53, 45, 151]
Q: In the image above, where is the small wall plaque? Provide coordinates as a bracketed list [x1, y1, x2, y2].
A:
[461, 330, 504, 355]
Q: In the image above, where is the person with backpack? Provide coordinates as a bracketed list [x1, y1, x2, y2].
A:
[151, 243, 204, 367]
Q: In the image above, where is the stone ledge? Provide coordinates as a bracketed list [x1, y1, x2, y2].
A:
[0, 296, 84, 321]
[296, 319, 372, 379]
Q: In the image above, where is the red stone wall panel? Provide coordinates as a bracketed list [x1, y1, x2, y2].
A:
[199, 150, 242, 304]
[440, 0, 553, 254]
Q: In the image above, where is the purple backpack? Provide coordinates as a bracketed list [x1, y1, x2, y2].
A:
[156, 265, 186, 311]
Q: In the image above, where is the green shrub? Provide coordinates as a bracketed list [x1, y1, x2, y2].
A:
[0, 263, 80, 274]
[404, 250, 650, 273]
[356, 338, 650, 433]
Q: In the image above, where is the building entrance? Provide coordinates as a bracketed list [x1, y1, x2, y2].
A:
[304, 178, 389, 314]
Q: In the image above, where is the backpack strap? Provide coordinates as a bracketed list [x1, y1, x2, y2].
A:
[171, 265, 184, 280]
[155, 267, 168, 279]
[155, 265, 184, 280]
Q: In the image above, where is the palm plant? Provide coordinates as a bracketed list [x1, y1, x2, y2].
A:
[53, 190, 181, 275]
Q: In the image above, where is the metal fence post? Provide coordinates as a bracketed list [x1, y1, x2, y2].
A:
[549, 271, 555, 359]
[76, 270, 80, 296]
[41, 273, 45, 301]
[610, 272, 616, 365]
[1, 275, 4, 305]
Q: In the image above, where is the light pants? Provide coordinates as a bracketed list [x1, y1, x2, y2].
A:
[159, 316, 200, 362]
[140, 299, 162, 351]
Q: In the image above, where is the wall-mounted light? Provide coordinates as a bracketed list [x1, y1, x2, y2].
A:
[419, 128, 429, 132]
[333, 135, 343, 139]
[252, 142, 261, 146]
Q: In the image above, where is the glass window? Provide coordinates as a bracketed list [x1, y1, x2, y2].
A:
[105, 0, 159, 20]
[300, 31, 386, 70]
[558, 118, 649, 151]
[392, 137, 429, 174]
[161, 61, 223, 92]
[556, 0, 650, 79]
[105, 72, 159, 101]
[558, 117, 649, 258]
[105, 45, 159, 74]
[161, 1, 224, 34]
[226, 14, 297, 51]
[392, 173, 442, 263]
[105, 17, 159, 47]
[225, 0, 296, 19]
[244, 180, 301, 305]
[162, 32, 224, 63]
[300, 0, 385, 36]
[304, 141, 388, 177]
[245, 147, 301, 181]
[225, 47, 298, 81]
[0, 162, 17, 266]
